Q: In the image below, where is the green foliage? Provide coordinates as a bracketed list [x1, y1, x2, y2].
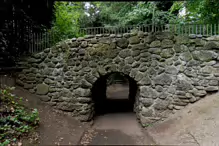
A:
[49, 1, 219, 42]
[97, 2, 177, 27]
[51, 2, 179, 38]
[0, 87, 39, 146]
[169, 1, 185, 15]
[185, 0, 219, 23]
[50, 2, 85, 43]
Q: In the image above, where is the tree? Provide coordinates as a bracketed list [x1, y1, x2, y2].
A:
[50, 1, 181, 42]
[50, 2, 85, 42]
[172, 0, 219, 24]
[186, 0, 219, 24]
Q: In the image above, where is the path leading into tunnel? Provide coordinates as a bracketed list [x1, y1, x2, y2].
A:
[79, 113, 156, 145]
[12, 84, 219, 145]
[79, 84, 156, 145]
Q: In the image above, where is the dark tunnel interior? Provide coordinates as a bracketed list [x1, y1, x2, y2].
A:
[91, 72, 139, 117]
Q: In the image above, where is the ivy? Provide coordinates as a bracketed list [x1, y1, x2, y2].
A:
[0, 87, 39, 146]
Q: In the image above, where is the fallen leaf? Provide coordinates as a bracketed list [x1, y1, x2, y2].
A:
[18, 142, 22, 146]
[11, 107, 15, 112]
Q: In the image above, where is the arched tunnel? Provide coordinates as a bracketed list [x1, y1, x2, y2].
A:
[91, 72, 139, 117]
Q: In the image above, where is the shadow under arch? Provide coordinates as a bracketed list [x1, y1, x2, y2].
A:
[91, 71, 139, 117]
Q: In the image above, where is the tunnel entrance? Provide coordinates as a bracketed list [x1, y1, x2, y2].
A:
[91, 72, 138, 117]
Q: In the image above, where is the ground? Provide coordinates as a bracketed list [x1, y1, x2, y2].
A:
[13, 87, 89, 145]
[146, 91, 219, 146]
[12, 84, 219, 145]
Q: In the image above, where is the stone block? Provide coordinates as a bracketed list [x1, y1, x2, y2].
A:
[36, 84, 49, 95]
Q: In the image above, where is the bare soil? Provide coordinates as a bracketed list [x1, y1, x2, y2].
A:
[12, 84, 219, 145]
[13, 86, 89, 145]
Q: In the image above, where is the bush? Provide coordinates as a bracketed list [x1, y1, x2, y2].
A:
[0, 87, 39, 146]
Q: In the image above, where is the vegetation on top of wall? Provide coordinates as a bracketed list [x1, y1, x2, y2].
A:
[49, 0, 219, 45]
[185, 0, 219, 24]
[50, 2, 85, 43]
[0, 87, 39, 146]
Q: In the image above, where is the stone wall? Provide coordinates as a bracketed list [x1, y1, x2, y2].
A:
[16, 31, 219, 125]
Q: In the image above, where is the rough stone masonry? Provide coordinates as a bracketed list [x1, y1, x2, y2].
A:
[16, 31, 219, 125]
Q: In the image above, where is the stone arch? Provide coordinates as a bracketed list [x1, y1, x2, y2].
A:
[79, 59, 143, 121]
[16, 32, 219, 126]
[90, 71, 139, 117]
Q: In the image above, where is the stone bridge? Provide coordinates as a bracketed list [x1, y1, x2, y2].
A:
[16, 31, 219, 125]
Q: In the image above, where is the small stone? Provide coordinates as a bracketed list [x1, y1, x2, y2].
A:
[176, 91, 186, 96]
[79, 49, 86, 55]
[119, 49, 131, 58]
[204, 41, 219, 50]
[77, 97, 92, 103]
[153, 99, 169, 110]
[135, 72, 144, 82]
[160, 48, 174, 58]
[141, 108, 153, 117]
[193, 90, 207, 97]
[186, 93, 193, 99]
[24, 83, 35, 89]
[189, 96, 197, 103]
[150, 40, 161, 48]
[209, 80, 218, 86]
[175, 35, 189, 44]
[140, 98, 154, 107]
[81, 41, 88, 48]
[29, 89, 35, 94]
[138, 76, 151, 85]
[144, 35, 155, 43]
[148, 48, 161, 54]
[132, 50, 140, 57]
[75, 88, 91, 97]
[173, 105, 184, 110]
[154, 73, 172, 85]
[180, 52, 192, 62]
[155, 85, 163, 92]
[161, 39, 173, 48]
[123, 33, 130, 38]
[155, 32, 174, 40]
[205, 86, 219, 92]
[189, 34, 196, 39]
[129, 36, 140, 44]
[140, 86, 158, 99]
[192, 50, 218, 61]
[36, 84, 49, 95]
[39, 96, 51, 102]
[165, 66, 178, 75]
[90, 38, 97, 44]
[176, 79, 193, 91]
[206, 36, 219, 41]
[195, 86, 204, 90]
[81, 79, 92, 88]
[159, 92, 169, 99]
[138, 31, 144, 37]
[168, 104, 174, 110]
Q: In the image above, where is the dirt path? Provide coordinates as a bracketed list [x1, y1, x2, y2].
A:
[79, 113, 155, 145]
[13, 84, 156, 145]
[79, 84, 155, 145]
[13, 84, 219, 145]
[13, 86, 89, 145]
[13, 84, 155, 145]
[146, 92, 219, 145]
